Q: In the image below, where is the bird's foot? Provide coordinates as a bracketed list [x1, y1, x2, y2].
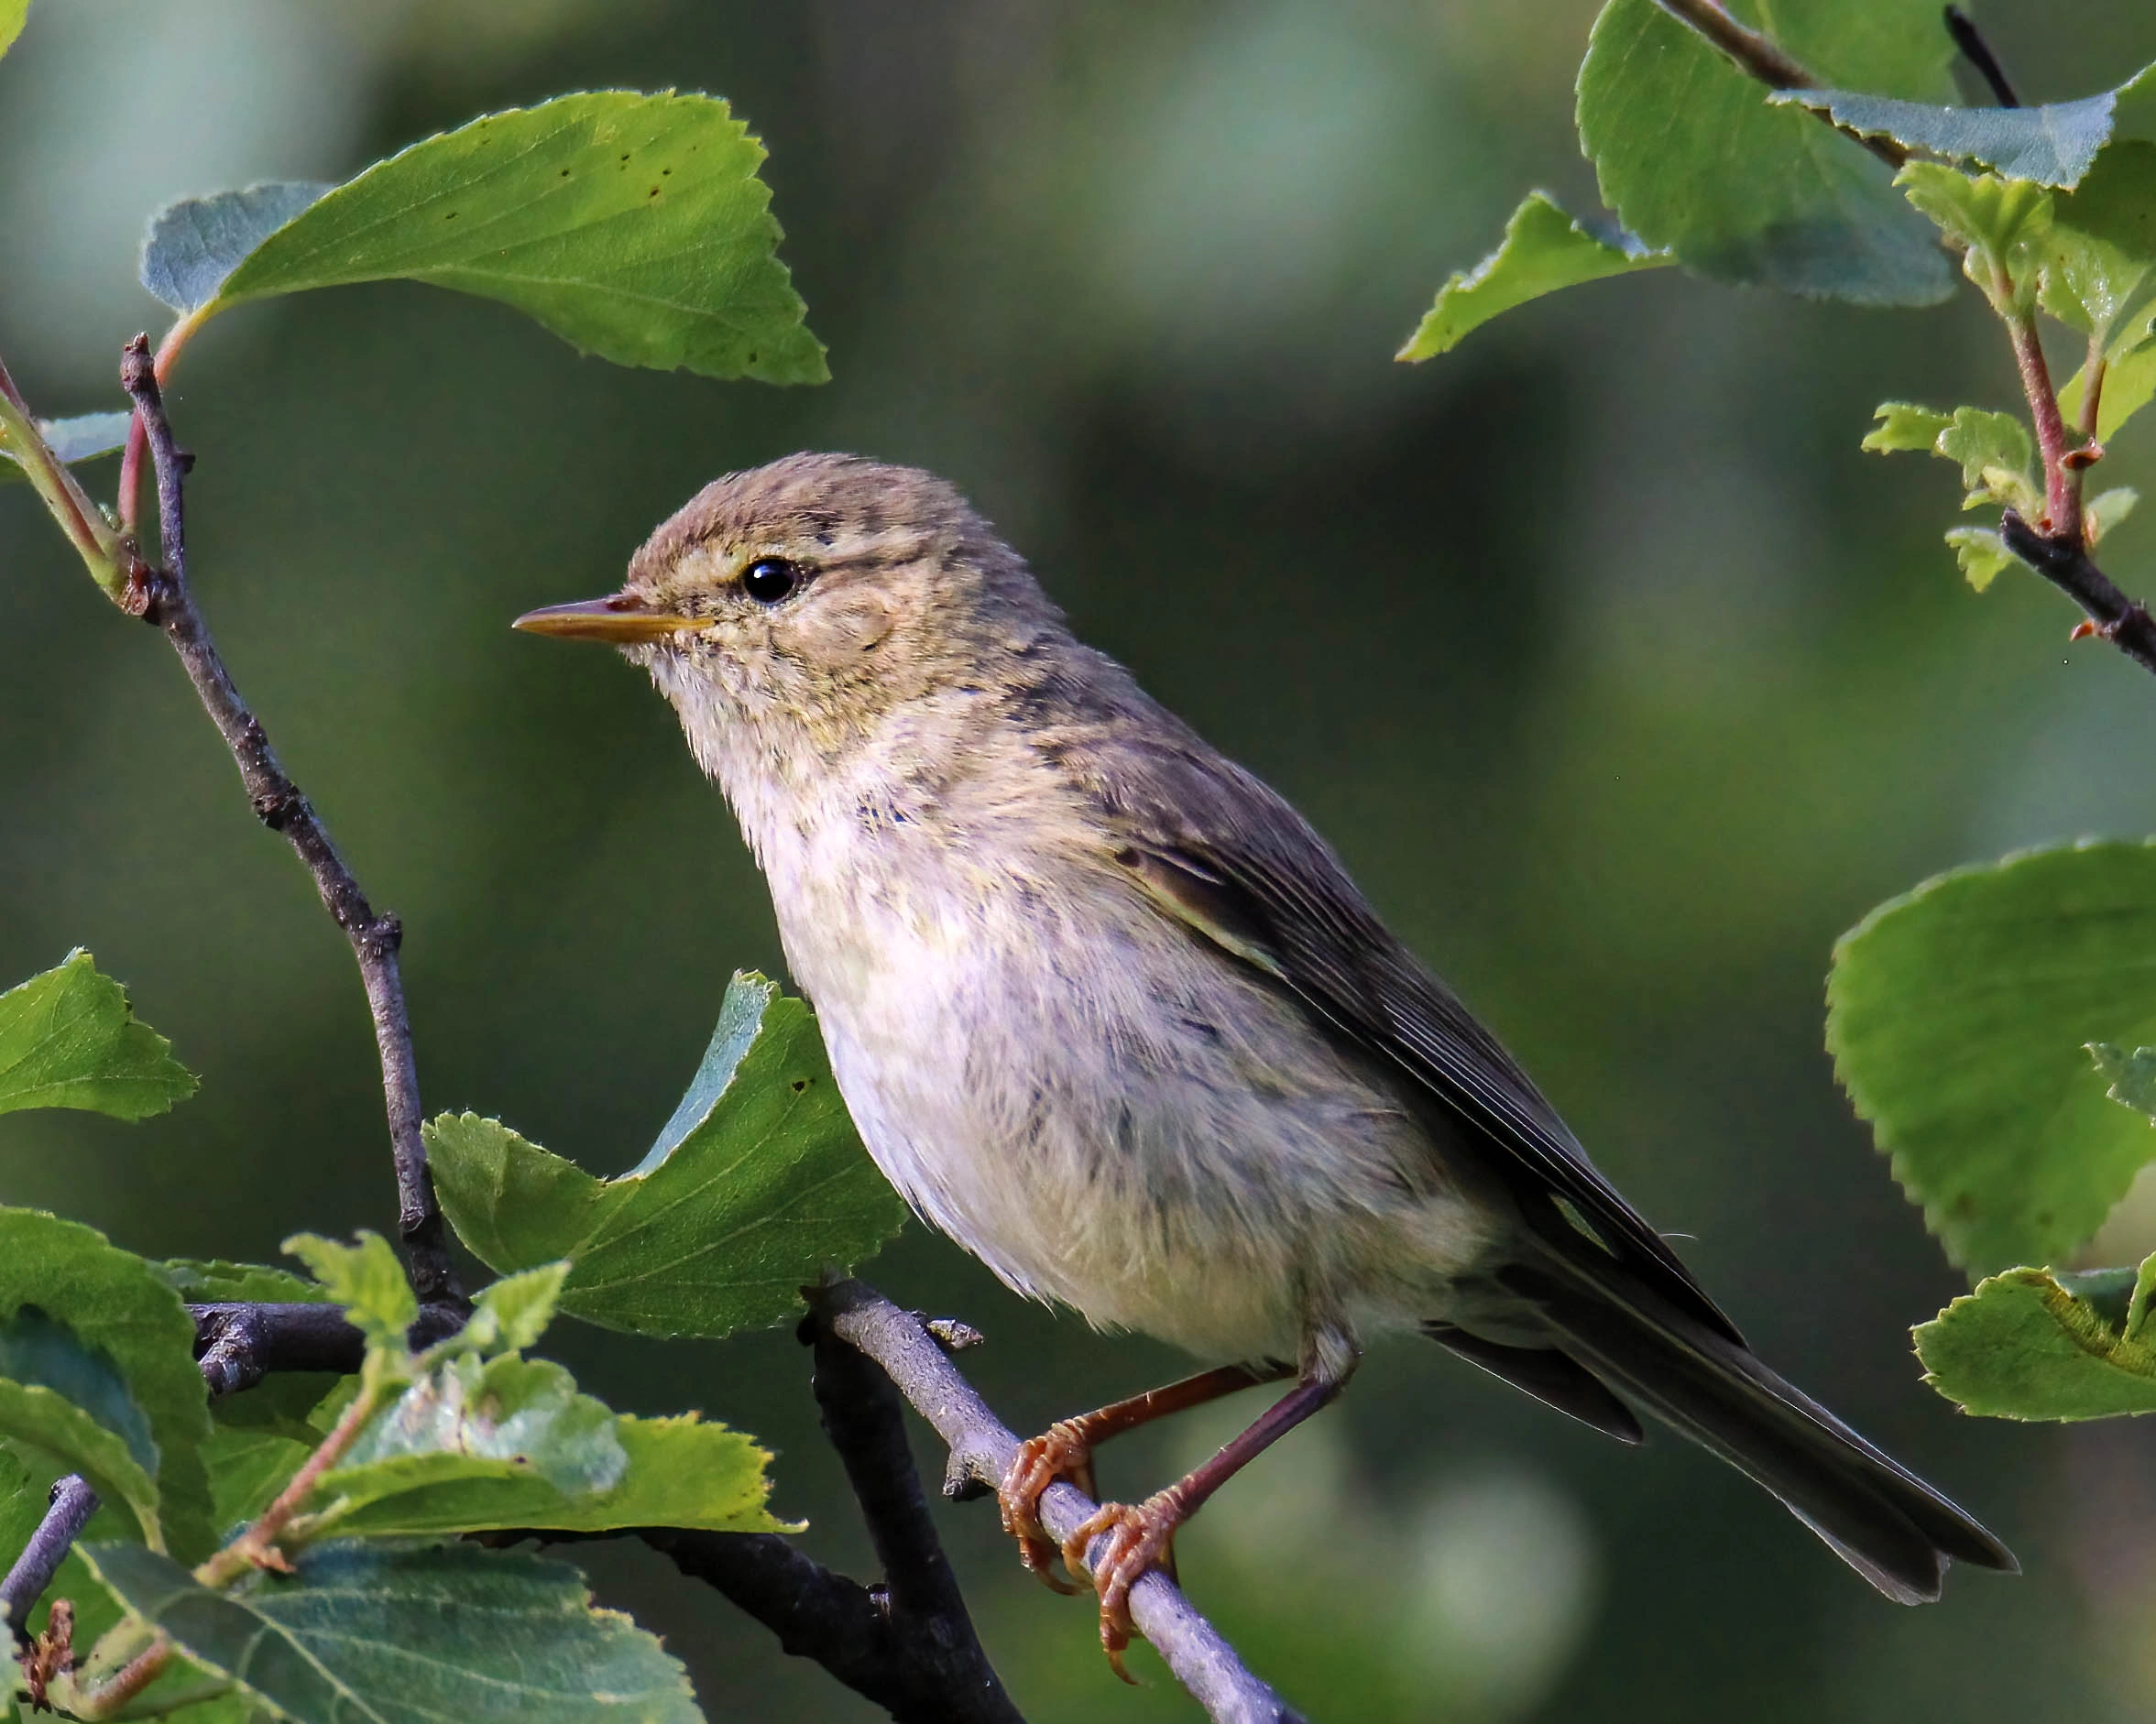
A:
[1061, 1492, 1185, 1683]
[999, 1420, 1098, 1594]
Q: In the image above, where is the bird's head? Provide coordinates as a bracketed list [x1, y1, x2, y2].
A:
[515, 453, 1063, 781]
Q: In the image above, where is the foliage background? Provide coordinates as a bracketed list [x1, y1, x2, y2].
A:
[5, 2, 2156, 1718]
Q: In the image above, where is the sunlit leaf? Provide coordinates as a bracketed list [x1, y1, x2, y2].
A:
[1396, 191, 1668, 361]
[189, 92, 825, 385]
[140, 182, 332, 315]
[2062, 332, 2156, 442]
[202, 1424, 312, 1531]
[0, 0, 26, 60]
[1915, 1262, 2156, 1418]
[2040, 144, 2156, 351]
[80, 1538, 706, 1724]
[0, 952, 195, 1120]
[431, 973, 905, 1339]
[1936, 406, 2040, 513]
[2088, 486, 2140, 545]
[1897, 163, 2052, 311]
[1575, 0, 1953, 306]
[1943, 525, 2015, 591]
[158, 1260, 328, 1306]
[323, 1410, 784, 1540]
[1862, 400, 1954, 453]
[458, 1262, 567, 1355]
[282, 1232, 414, 1357]
[1829, 841, 2156, 1273]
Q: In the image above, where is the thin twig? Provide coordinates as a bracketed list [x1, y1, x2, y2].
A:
[1998, 510, 2156, 675]
[804, 1307, 1023, 1724]
[1943, 5, 2021, 107]
[118, 337, 463, 1313]
[1652, 0, 1908, 168]
[2007, 315, 2083, 541]
[0, 1478, 97, 1643]
[813, 1279, 1308, 1724]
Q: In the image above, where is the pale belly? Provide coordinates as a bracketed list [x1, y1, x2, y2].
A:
[773, 846, 1502, 1363]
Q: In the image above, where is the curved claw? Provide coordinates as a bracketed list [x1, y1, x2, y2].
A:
[1060, 1494, 1185, 1683]
[999, 1422, 1095, 1595]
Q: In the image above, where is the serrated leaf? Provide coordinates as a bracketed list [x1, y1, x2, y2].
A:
[323, 1410, 784, 1540]
[140, 183, 333, 315]
[0, 952, 195, 1120]
[325, 1354, 626, 1516]
[2039, 144, 2156, 353]
[202, 92, 824, 385]
[80, 1538, 706, 1724]
[1915, 1263, 2156, 1419]
[1943, 525, 2015, 591]
[0, 1212, 212, 1558]
[431, 973, 904, 1339]
[1897, 163, 2052, 311]
[1862, 400, 1954, 453]
[202, 1425, 312, 1532]
[1936, 406, 2039, 512]
[0, 1307, 155, 1476]
[0, 411, 133, 488]
[2088, 486, 2139, 545]
[1575, 0, 1954, 306]
[1396, 191, 1668, 362]
[282, 1232, 414, 1357]
[458, 1262, 567, 1355]
[2092, 1041, 2156, 1121]
[1829, 841, 2156, 1274]
[1778, 90, 2116, 189]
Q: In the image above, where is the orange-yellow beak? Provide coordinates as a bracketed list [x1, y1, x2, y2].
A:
[512, 593, 696, 643]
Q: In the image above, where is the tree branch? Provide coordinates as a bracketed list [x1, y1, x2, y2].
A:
[1998, 510, 2156, 675]
[1651, 0, 1908, 168]
[1943, 5, 2021, 108]
[0, 1478, 96, 1645]
[117, 336, 463, 1313]
[812, 1279, 1308, 1724]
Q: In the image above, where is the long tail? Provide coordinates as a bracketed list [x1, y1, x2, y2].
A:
[1492, 1250, 2017, 1603]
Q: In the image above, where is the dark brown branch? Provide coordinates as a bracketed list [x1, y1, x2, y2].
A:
[1999, 510, 2156, 675]
[1944, 5, 2020, 107]
[812, 1279, 1308, 1724]
[1652, 0, 1907, 168]
[0, 1478, 95, 1645]
[118, 336, 463, 1313]
[804, 1306, 1023, 1723]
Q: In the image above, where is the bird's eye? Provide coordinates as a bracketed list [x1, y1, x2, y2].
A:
[742, 558, 800, 605]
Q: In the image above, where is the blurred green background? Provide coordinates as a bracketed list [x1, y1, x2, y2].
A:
[7, 3, 2156, 1719]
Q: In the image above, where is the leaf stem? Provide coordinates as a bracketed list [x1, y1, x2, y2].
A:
[196, 1381, 381, 1589]
[0, 354, 137, 602]
[2007, 311, 2083, 541]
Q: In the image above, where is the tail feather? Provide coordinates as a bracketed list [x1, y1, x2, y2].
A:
[1495, 1255, 2017, 1601]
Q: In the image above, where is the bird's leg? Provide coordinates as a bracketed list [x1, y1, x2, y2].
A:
[1061, 1354, 1353, 1681]
[999, 1361, 1286, 1592]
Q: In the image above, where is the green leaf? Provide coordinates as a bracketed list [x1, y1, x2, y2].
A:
[2093, 1041, 2156, 1121]
[1936, 406, 2039, 513]
[0, 1378, 160, 1545]
[0, 1211, 213, 1558]
[323, 1410, 784, 1540]
[158, 1260, 328, 1305]
[2089, 486, 2140, 546]
[2039, 144, 2156, 351]
[325, 1354, 627, 1514]
[282, 1232, 415, 1357]
[1897, 163, 2052, 311]
[1861, 400, 1954, 453]
[0, 412, 134, 487]
[1943, 525, 2016, 591]
[0, 952, 195, 1119]
[2063, 332, 2156, 443]
[1777, 89, 2117, 188]
[0, 1307, 156, 1475]
[458, 1262, 567, 1356]
[1915, 1262, 2156, 1418]
[1575, 0, 1954, 306]
[1829, 841, 2156, 1274]
[1395, 191, 1668, 362]
[79, 1538, 706, 1724]
[202, 1424, 312, 1531]
[202, 92, 824, 385]
[0, 0, 26, 60]
[431, 973, 904, 1339]
[140, 183, 333, 316]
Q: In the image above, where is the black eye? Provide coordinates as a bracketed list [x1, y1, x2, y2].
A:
[742, 558, 800, 605]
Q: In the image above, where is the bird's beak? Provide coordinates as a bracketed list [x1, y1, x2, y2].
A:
[512, 592, 696, 643]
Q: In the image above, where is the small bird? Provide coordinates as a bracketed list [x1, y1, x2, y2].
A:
[517, 453, 2015, 1672]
